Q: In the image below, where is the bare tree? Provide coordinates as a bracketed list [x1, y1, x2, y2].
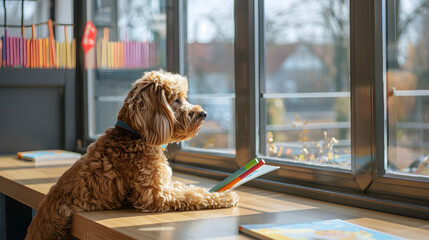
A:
[319, 0, 349, 92]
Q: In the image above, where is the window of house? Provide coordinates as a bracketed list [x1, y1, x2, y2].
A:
[386, 0, 429, 177]
[183, 0, 235, 153]
[261, 0, 351, 169]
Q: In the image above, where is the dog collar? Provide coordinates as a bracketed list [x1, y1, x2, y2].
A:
[115, 120, 141, 138]
[115, 120, 167, 151]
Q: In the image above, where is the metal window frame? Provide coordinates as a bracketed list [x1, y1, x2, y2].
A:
[168, 0, 361, 191]
[366, 0, 429, 204]
[256, 0, 360, 192]
[138, 0, 429, 219]
[165, 0, 237, 172]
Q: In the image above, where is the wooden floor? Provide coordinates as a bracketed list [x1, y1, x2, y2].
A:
[1, 155, 429, 240]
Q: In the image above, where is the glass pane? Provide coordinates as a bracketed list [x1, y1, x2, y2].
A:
[87, 0, 166, 137]
[184, 0, 235, 153]
[263, 0, 351, 169]
[386, 0, 429, 177]
[0, 0, 56, 38]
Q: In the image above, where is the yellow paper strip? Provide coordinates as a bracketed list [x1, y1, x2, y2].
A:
[101, 39, 107, 68]
[38, 39, 43, 68]
[107, 42, 112, 69]
[119, 42, 122, 68]
[56, 42, 60, 69]
[61, 43, 67, 68]
[96, 39, 101, 68]
[114, 42, 119, 68]
[45, 38, 50, 68]
[72, 38, 76, 69]
[65, 34, 71, 69]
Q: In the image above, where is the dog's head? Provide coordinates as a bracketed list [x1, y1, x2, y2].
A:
[117, 70, 207, 145]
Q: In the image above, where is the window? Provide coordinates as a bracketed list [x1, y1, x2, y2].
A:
[184, 0, 235, 153]
[168, 0, 429, 218]
[386, 0, 429, 177]
[261, 0, 351, 169]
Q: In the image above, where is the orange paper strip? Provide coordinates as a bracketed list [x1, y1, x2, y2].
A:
[48, 19, 57, 68]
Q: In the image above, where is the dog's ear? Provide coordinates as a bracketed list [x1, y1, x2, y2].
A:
[118, 80, 175, 145]
[142, 84, 175, 146]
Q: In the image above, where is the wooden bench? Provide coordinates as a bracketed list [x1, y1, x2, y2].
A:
[1, 155, 428, 240]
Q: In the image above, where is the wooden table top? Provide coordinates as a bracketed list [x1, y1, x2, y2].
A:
[1, 155, 428, 240]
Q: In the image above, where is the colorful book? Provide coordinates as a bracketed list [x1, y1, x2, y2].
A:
[219, 159, 266, 192]
[17, 150, 81, 164]
[209, 158, 260, 192]
[239, 219, 403, 240]
[229, 165, 280, 191]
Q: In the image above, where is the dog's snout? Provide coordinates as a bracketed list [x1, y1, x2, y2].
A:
[199, 111, 207, 119]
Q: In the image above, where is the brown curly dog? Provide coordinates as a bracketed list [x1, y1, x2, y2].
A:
[25, 70, 239, 240]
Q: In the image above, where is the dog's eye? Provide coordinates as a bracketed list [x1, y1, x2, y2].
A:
[174, 98, 181, 104]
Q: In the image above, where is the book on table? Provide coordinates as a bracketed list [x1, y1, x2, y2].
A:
[239, 219, 403, 240]
[16, 150, 82, 166]
[209, 158, 280, 192]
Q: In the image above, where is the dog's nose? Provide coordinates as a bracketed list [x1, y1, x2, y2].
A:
[199, 111, 207, 119]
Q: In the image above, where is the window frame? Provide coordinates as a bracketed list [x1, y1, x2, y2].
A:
[366, 0, 429, 205]
[257, 0, 360, 192]
[166, 0, 237, 172]
[125, 0, 429, 219]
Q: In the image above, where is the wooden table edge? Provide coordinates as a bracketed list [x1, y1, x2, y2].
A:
[72, 213, 136, 240]
[0, 175, 132, 240]
[0, 175, 44, 209]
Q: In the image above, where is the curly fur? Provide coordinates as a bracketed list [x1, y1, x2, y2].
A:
[25, 70, 239, 240]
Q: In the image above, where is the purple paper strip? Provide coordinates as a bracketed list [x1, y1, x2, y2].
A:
[136, 42, 139, 68]
[11, 37, 14, 67]
[20, 37, 23, 67]
[23, 37, 27, 68]
[1, 36, 3, 66]
[131, 41, 134, 68]
[124, 40, 128, 68]
[126, 41, 129, 68]
[1, 36, 6, 65]
[5, 30, 9, 67]
[16, 37, 19, 67]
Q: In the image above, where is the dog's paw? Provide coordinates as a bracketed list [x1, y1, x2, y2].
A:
[223, 191, 239, 207]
